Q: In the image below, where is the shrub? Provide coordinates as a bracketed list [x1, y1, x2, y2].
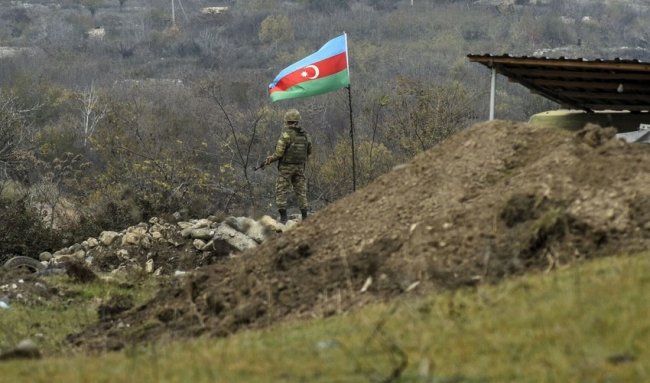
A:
[259, 14, 294, 45]
[314, 139, 396, 203]
[0, 197, 63, 262]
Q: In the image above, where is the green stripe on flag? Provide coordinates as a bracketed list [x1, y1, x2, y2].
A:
[270, 70, 350, 102]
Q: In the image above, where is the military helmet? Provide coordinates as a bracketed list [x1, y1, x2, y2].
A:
[284, 109, 301, 123]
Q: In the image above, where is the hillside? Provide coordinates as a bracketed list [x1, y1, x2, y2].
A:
[2, 0, 650, 259]
[70, 120, 650, 350]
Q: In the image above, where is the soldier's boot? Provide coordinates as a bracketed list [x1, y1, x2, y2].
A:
[279, 209, 288, 224]
[300, 209, 308, 220]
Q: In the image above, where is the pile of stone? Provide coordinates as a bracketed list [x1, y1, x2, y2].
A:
[40, 215, 296, 276]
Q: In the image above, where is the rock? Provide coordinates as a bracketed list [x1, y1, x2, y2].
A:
[72, 250, 86, 260]
[87, 238, 99, 248]
[224, 216, 248, 232]
[69, 243, 82, 253]
[51, 254, 74, 265]
[99, 231, 120, 246]
[149, 223, 165, 233]
[29, 213, 278, 276]
[16, 339, 39, 353]
[140, 236, 152, 249]
[207, 214, 225, 223]
[202, 239, 237, 255]
[213, 223, 258, 252]
[245, 220, 268, 243]
[145, 259, 154, 273]
[180, 227, 194, 238]
[121, 226, 148, 246]
[190, 228, 214, 240]
[259, 215, 284, 233]
[192, 219, 211, 229]
[177, 221, 193, 230]
[116, 249, 129, 259]
[225, 217, 267, 243]
[37, 268, 66, 276]
[182, 219, 212, 233]
[193, 239, 207, 250]
[53, 249, 67, 256]
[39, 252, 53, 262]
[0, 339, 41, 360]
[285, 220, 299, 229]
[110, 262, 142, 276]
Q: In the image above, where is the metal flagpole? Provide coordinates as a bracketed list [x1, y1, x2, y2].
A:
[344, 32, 356, 192]
[489, 66, 496, 120]
[171, 0, 175, 25]
[348, 85, 356, 192]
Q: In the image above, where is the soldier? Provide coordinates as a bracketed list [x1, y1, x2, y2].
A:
[264, 109, 312, 223]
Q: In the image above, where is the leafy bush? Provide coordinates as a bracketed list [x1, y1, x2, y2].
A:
[259, 14, 294, 45]
[0, 197, 63, 261]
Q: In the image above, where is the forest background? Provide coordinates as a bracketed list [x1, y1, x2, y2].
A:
[1, 0, 648, 259]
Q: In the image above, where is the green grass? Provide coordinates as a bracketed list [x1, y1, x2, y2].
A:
[1, 252, 649, 382]
[0, 275, 160, 355]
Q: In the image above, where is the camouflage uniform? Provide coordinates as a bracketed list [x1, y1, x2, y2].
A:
[275, 163, 308, 211]
[266, 110, 312, 219]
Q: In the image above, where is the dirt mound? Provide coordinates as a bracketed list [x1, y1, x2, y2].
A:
[70, 121, 650, 350]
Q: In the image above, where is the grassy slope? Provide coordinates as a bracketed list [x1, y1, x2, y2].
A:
[1, 252, 649, 382]
[0, 275, 159, 355]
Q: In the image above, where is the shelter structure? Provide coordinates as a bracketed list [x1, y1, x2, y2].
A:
[467, 55, 650, 142]
[467, 54, 650, 120]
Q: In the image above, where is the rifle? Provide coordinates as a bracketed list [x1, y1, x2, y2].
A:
[255, 152, 274, 171]
[253, 161, 267, 171]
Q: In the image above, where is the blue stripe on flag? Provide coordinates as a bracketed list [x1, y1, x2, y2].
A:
[269, 34, 347, 89]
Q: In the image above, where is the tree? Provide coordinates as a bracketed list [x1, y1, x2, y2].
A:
[303, 0, 350, 12]
[0, 91, 38, 186]
[76, 82, 106, 147]
[199, 78, 270, 211]
[80, 0, 103, 18]
[259, 15, 294, 45]
[315, 139, 396, 203]
[88, 88, 230, 221]
[385, 78, 476, 157]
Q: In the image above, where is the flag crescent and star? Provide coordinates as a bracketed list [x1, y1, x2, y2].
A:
[302, 65, 320, 80]
[268, 34, 350, 102]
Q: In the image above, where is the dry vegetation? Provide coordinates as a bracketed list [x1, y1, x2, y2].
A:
[2, 1, 648, 259]
[0, 1, 649, 380]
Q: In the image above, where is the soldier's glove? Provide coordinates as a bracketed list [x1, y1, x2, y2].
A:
[264, 156, 274, 166]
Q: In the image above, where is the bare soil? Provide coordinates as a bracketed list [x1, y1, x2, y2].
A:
[69, 121, 650, 350]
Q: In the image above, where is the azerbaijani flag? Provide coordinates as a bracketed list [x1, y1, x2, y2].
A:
[268, 34, 350, 102]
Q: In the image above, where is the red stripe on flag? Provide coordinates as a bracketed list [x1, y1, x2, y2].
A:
[269, 52, 348, 94]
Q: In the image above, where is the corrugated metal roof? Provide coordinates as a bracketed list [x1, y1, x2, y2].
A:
[467, 54, 650, 112]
